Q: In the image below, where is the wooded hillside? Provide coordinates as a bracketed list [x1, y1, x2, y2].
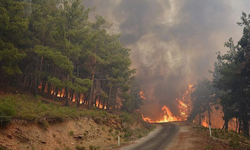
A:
[0, 0, 143, 112]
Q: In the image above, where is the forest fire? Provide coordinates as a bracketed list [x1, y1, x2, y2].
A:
[142, 106, 179, 123]
[156, 106, 179, 122]
[142, 84, 193, 123]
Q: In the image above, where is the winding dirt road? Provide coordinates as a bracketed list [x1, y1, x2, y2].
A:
[121, 123, 179, 150]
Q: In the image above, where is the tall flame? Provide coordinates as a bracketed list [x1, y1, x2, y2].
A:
[142, 84, 193, 123]
[157, 106, 178, 122]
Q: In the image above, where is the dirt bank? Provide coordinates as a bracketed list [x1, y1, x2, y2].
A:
[0, 118, 127, 150]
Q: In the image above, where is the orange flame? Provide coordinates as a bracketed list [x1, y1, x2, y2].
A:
[142, 105, 179, 123]
[202, 116, 209, 127]
[157, 106, 178, 122]
[94, 101, 106, 109]
[140, 91, 146, 99]
[142, 84, 194, 123]
[142, 114, 155, 123]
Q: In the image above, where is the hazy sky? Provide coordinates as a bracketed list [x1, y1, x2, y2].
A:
[83, 0, 250, 119]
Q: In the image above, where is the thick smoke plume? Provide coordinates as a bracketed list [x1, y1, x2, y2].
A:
[83, 0, 249, 119]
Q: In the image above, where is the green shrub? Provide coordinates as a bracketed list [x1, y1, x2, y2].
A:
[120, 112, 132, 123]
[0, 97, 16, 125]
[124, 129, 133, 138]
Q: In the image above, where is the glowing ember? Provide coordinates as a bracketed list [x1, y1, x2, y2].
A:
[139, 91, 146, 99]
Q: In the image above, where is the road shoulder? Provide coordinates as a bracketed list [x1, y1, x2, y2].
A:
[120, 124, 163, 150]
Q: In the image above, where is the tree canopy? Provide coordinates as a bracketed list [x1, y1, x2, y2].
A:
[0, 0, 144, 113]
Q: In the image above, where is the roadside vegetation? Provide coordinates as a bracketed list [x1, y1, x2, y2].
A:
[193, 125, 250, 149]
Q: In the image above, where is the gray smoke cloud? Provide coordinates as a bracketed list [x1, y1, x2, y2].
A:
[83, 0, 249, 119]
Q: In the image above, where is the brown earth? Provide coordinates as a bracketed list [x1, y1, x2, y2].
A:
[0, 117, 128, 150]
[1, 119, 250, 150]
[167, 122, 250, 150]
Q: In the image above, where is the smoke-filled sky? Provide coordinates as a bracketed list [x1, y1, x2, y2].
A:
[83, 0, 250, 119]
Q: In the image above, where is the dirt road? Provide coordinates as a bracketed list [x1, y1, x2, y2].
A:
[120, 123, 179, 150]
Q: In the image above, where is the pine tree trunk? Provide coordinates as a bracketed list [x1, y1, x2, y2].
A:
[88, 69, 95, 108]
[65, 88, 69, 106]
[107, 87, 112, 111]
[198, 112, 201, 125]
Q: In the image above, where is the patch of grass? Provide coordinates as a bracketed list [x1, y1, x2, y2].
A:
[68, 131, 74, 136]
[205, 145, 212, 149]
[108, 128, 113, 133]
[115, 130, 119, 135]
[120, 112, 132, 123]
[89, 145, 100, 150]
[75, 145, 86, 150]
[89, 145, 94, 150]
[0, 94, 85, 124]
[84, 132, 88, 137]
[124, 129, 133, 138]
[229, 138, 240, 148]
[213, 129, 219, 138]
[65, 147, 71, 150]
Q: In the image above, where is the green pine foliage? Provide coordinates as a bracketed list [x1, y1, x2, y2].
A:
[191, 12, 250, 136]
[0, 0, 143, 114]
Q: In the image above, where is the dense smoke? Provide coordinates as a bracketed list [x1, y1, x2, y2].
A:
[83, 0, 249, 119]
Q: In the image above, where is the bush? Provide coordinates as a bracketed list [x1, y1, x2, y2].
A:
[0, 97, 16, 125]
[120, 112, 132, 123]
[124, 129, 133, 138]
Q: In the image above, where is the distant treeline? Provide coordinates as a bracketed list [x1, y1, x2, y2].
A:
[189, 12, 250, 136]
[0, 0, 143, 112]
